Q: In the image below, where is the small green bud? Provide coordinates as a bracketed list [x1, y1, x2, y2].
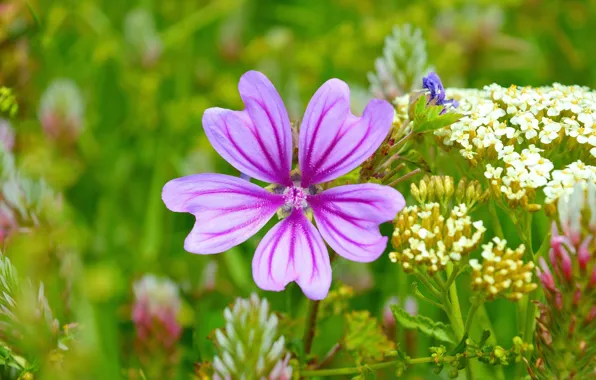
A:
[448, 368, 459, 378]
[411, 183, 421, 203]
[494, 346, 506, 358]
[433, 364, 444, 374]
[419, 179, 428, 203]
[456, 178, 467, 203]
[444, 176, 455, 199]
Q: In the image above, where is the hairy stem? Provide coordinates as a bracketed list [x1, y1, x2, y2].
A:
[303, 300, 321, 356]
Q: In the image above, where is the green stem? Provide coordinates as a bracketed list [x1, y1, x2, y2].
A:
[301, 352, 492, 377]
[413, 271, 442, 300]
[488, 200, 504, 239]
[445, 264, 465, 340]
[386, 168, 422, 187]
[464, 300, 483, 335]
[381, 163, 406, 184]
[303, 300, 321, 355]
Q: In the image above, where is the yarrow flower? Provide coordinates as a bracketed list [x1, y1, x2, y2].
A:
[162, 71, 404, 300]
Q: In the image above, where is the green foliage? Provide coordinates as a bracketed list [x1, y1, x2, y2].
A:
[410, 95, 462, 133]
[0, 88, 18, 118]
[391, 305, 457, 344]
[345, 311, 395, 361]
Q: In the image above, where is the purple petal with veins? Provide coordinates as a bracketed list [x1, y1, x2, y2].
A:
[252, 210, 331, 300]
[298, 79, 394, 187]
[202, 71, 293, 186]
[308, 184, 404, 262]
[162, 173, 283, 254]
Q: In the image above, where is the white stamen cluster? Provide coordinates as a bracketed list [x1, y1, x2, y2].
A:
[469, 238, 537, 301]
[390, 203, 486, 273]
[213, 293, 292, 380]
[396, 84, 596, 207]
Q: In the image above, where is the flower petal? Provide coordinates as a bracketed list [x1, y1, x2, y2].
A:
[202, 71, 293, 185]
[298, 79, 394, 186]
[252, 210, 331, 300]
[162, 173, 284, 254]
[308, 184, 405, 262]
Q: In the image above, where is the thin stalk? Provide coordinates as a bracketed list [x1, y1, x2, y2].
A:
[464, 300, 483, 335]
[386, 168, 422, 187]
[413, 271, 442, 300]
[488, 200, 504, 239]
[446, 264, 465, 340]
[303, 300, 321, 355]
[301, 352, 490, 377]
[381, 163, 406, 184]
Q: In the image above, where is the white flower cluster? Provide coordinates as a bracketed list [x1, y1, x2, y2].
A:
[213, 293, 292, 380]
[469, 237, 537, 301]
[395, 83, 596, 205]
[390, 203, 486, 273]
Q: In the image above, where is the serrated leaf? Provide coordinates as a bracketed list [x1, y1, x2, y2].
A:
[410, 95, 462, 133]
[390, 305, 456, 344]
[345, 311, 395, 361]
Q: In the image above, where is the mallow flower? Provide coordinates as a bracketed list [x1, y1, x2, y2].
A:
[162, 71, 405, 300]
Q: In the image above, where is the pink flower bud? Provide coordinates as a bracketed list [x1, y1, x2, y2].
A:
[0, 118, 15, 152]
[586, 307, 596, 324]
[578, 237, 592, 272]
[383, 297, 399, 329]
[573, 284, 582, 307]
[132, 274, 182, 350]
[38, 79, 84, 144]
[538, 257, 556, 292]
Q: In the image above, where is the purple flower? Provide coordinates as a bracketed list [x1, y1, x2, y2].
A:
[422, 72, 459, 111]
[162, 71, 405, 300]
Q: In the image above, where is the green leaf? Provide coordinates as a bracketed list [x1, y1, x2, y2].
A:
[345, 311, 395, 361]
[479, 329, 491, 347]
[448, 333, 468, 355]
[390, 305, 456, 344]
[410, 95, 462, 133]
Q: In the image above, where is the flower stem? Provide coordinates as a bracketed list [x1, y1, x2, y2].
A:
[464, 300, 482, 335]
[303, 299, 321, 356]
[386, 168, 422, 187]
[488, 200, 504, 239]
[445, 264, 465, 341]
[413, 271, 442, 300]
[301, 352, 492, 377]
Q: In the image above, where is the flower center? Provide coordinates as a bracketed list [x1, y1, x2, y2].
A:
[283, 186, 308, 210]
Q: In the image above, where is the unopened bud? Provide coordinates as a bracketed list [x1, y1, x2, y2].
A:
[411, 183, 421, 203]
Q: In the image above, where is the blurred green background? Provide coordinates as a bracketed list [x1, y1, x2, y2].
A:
[1, 0, 595, 378]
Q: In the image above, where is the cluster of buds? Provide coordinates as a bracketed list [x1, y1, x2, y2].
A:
[390, 202, 486, 274]
[212, 293, 292, 379]
[38, 79, 84, 145]
[132, 275, 182, 379]
[411, 175, 489, 211]
[531, 182, 596, 379]
[469, 238, 537, 301]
